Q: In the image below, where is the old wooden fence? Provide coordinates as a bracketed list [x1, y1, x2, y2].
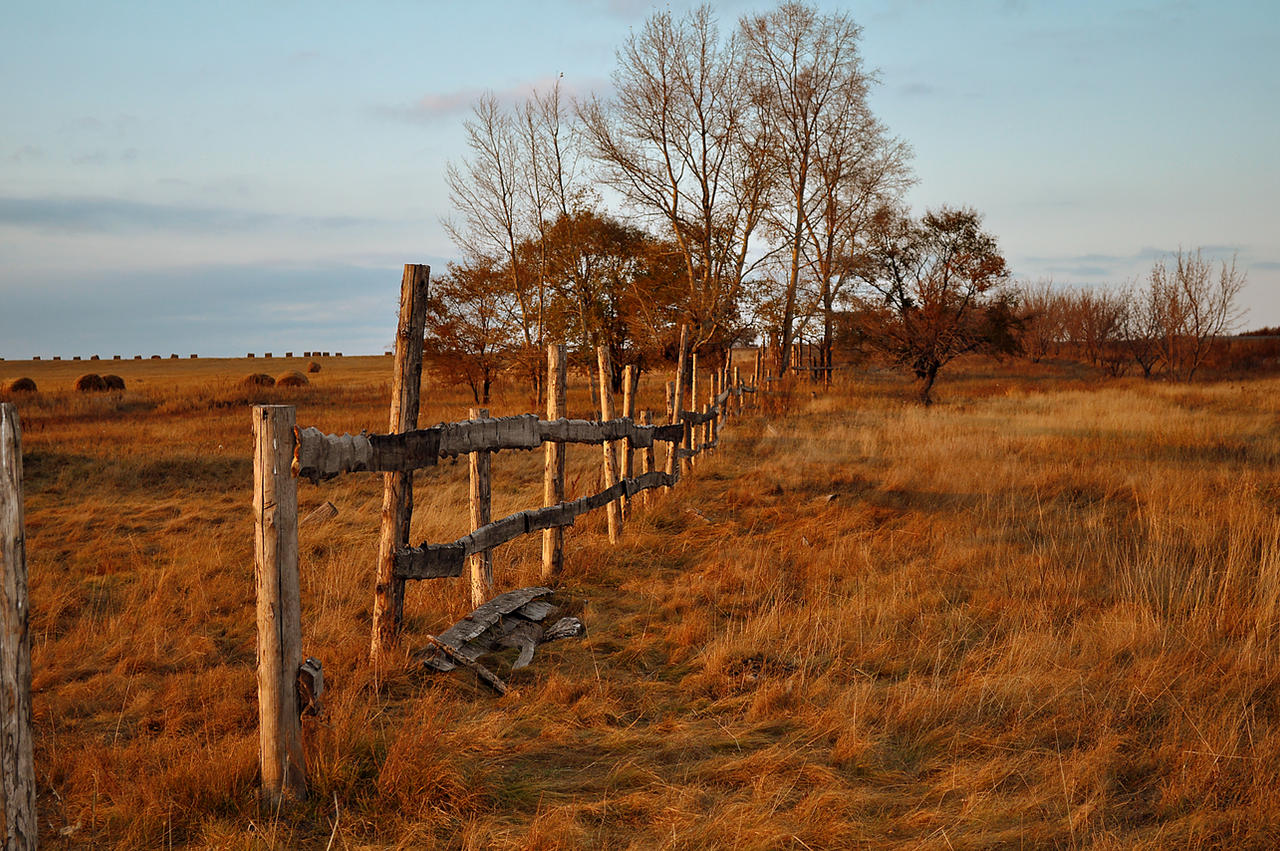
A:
[253, 265, 762, 804]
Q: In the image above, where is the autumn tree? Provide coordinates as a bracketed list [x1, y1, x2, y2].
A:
[854, 205, 1016, 404]
[423, 260, 514, 404]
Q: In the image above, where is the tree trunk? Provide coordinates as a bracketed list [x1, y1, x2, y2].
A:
[919, 364, 939, 406]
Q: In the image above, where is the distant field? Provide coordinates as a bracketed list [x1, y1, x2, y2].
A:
[4, 357, 1280, 848]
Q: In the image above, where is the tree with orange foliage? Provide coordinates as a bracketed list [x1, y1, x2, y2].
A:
[423, 260, 513, 404]
[854, 205, 1017, 404]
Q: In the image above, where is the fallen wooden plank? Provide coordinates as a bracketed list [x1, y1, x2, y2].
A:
[417, 587, 585, 692]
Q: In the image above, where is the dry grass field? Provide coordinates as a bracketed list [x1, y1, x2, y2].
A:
[3, 354, 1280, 848]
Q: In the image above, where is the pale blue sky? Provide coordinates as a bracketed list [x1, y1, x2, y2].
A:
[2, 0, 1276, 357]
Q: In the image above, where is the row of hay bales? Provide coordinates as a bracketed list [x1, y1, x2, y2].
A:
[5, 360, 323, 396]
[22, 352, 343, 361]
[2, 374, 126, 394]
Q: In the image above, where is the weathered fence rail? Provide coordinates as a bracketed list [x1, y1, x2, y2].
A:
[293, 415, 686, 480]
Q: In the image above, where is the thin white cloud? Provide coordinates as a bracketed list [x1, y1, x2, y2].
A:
[377, 74, 605, 123]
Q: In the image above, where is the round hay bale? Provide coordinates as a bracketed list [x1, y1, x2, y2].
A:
[102, 374, 126, 391]
[3, 377, 37, 394]
[240, 373, 276, 388]
[306, 360, 322, 373]
[74, 373, 108, 392]
[276, 371, 309, 388]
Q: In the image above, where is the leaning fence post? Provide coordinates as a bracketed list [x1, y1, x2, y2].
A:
[596, 346, 622, 544]
[542, 344, 567, 581]
[1, 403, 36, 849]
[371, 263, 429, 661]
[252, 404, 306, 806]
[469, 407, 493, 609]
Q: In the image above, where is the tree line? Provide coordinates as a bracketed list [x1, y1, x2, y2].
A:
[1017, 250, 1246, 381]
[428, 1, 1246, 406]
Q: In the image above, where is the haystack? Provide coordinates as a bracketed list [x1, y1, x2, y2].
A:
[240, 373, 276, 388]
[2, 377, 37, 394]
[74, 373, 108, 392]
[276, 371, 309, 388]
[103, 374, 126, 391]
[306, 360, 322, 373]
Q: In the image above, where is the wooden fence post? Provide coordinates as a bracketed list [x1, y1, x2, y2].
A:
[687, 352, 699, 472]
[754, 347, 763, 407]
[734, 366, 743, 415]
[640, 410, 654, 510]
[252, 404, 306, 806]
[542, 344, 567, 581]
[1, 404, 36, 849]
[469, 408, 493, 608]
[666, 326, 687, 486]
[596, 346, 621, 544]
[371, 264, 430, 661]
[622, 365, 635, 518]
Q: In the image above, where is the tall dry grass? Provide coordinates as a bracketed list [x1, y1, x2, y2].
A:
[4, 356, 1280, 847]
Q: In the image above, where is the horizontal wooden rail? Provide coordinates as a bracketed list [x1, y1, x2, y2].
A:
[394, 468, 680, 580]
[679, 409, 717, 426]
[294, 415, 686, 481]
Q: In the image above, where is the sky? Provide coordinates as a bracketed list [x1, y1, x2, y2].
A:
[2, 0, 1277, 358]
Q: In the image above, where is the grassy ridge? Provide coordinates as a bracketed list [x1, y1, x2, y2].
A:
[4, 358, 1280, 847]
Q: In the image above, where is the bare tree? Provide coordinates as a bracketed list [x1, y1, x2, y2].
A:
[740, 1, 887, 377]
[579, 5, 772, 354]
[445, 95, 543, 395]
[1148, 249, 1246, 380]
[1122, 280, 1164, 378]
[1063, 288, 1128, 372]
[1016, 278, 1067, 363]
[803, 107, 911, 382]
